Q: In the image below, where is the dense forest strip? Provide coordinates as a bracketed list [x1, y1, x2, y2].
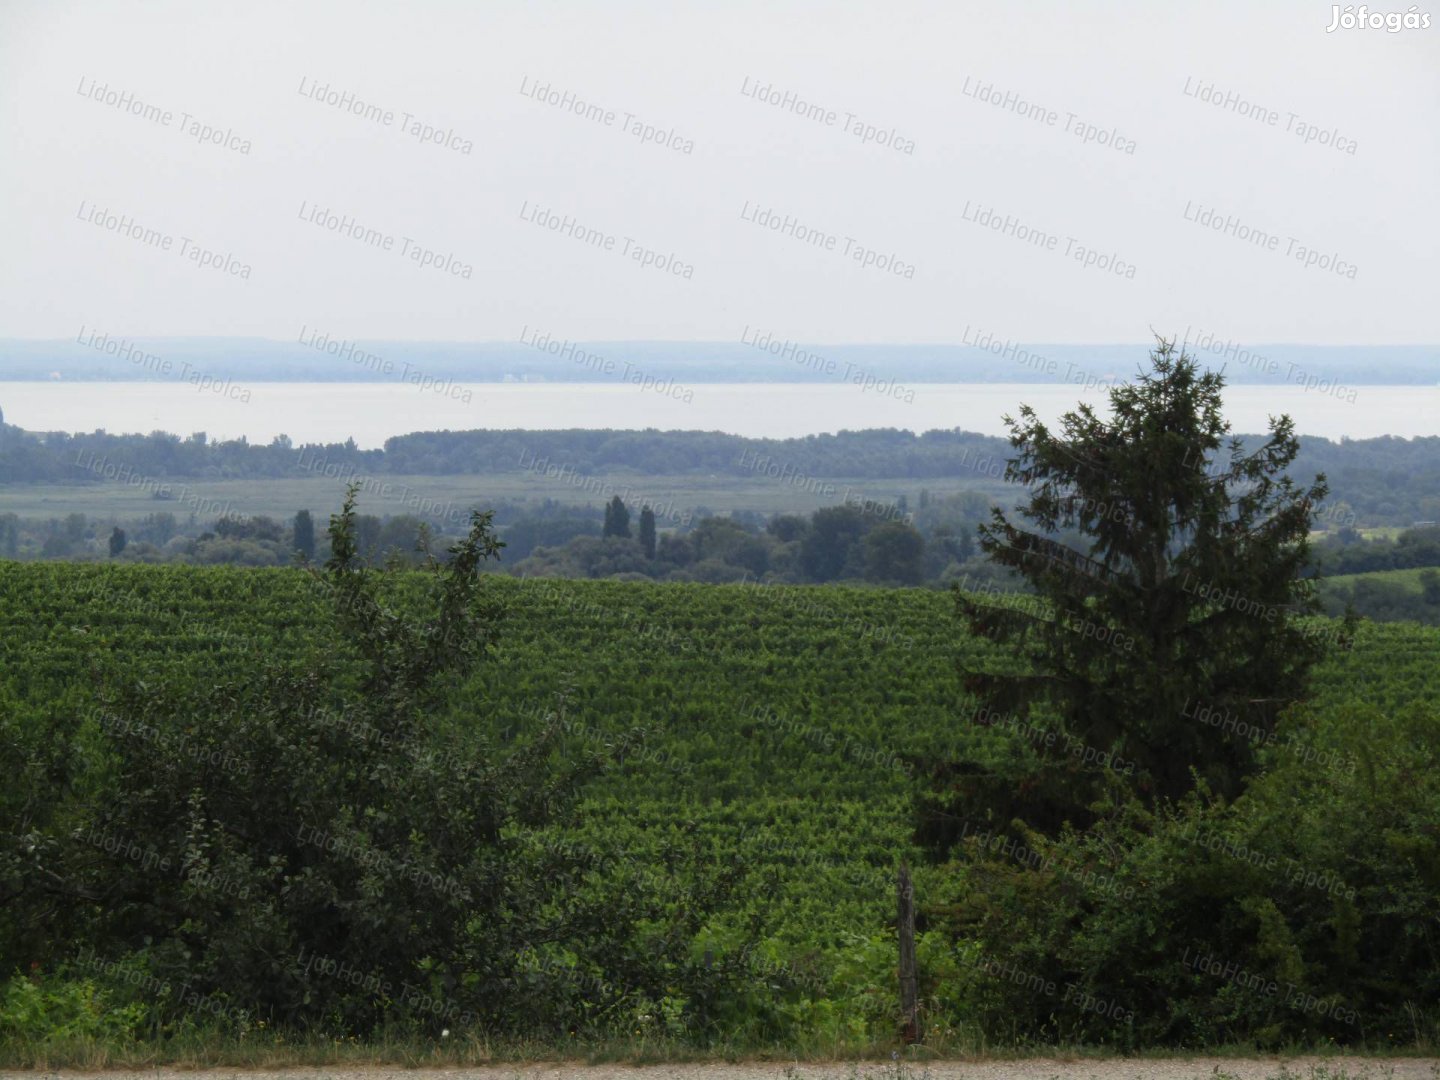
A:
[2, 424, 1438, 527]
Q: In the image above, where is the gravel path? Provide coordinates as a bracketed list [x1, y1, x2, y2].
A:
[7, 1060, 1437, 1080]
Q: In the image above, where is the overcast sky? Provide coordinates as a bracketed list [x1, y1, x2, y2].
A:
[1, 0, 1436, 346]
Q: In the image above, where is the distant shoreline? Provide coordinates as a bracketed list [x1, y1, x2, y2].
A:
[3, 339, 1435, 387]
[2, 381, 1433, 446]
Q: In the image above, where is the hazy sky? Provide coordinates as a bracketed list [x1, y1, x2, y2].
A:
[1, 0, 1436, 345]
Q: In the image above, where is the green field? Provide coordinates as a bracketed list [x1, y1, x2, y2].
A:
[1326, 566, 1435, 592]
[0, 565, 960, 921]
[0, 474, 1010, 525]
[5, 563, 1439, 1044]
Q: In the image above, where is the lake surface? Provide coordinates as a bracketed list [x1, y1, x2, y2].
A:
[0, 382, 1430, 448]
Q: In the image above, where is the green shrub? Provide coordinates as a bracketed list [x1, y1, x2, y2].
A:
[927, 701, 1440, 1047]
[0, 972, 145, 1043]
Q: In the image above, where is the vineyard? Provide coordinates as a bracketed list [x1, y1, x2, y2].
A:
[3, 561, 1439, 1050]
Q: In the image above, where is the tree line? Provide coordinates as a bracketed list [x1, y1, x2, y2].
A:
[2, 420, 1438, 525]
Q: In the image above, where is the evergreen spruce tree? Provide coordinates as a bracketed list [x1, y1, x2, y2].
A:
[921, 339, 1341, 849]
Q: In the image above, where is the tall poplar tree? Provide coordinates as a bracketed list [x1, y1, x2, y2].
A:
[638, 506, 657, 558]
[293, 509, 316, 560]
[603, 496, 631, 539]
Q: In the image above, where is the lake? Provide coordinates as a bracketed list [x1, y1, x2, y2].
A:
[0, 381, 1429, 449]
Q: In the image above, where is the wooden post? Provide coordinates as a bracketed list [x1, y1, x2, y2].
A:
[898, 861, 922, 1043]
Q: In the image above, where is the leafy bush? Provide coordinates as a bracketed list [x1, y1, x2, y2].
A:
[7, 491, 749, 1038]
[47, 492, 569, 1032]
[0, 972, 145, 1043]
[928, 701, 1440, 1047]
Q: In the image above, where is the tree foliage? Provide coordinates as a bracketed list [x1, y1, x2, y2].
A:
[292, 509, 315, 560]
[638, 506, 657, 560]
[863, 521, 925, 585]
[602, 496, 631, 539]
[6, 489, 652, 1033]
[928, 340, 1342, 851]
